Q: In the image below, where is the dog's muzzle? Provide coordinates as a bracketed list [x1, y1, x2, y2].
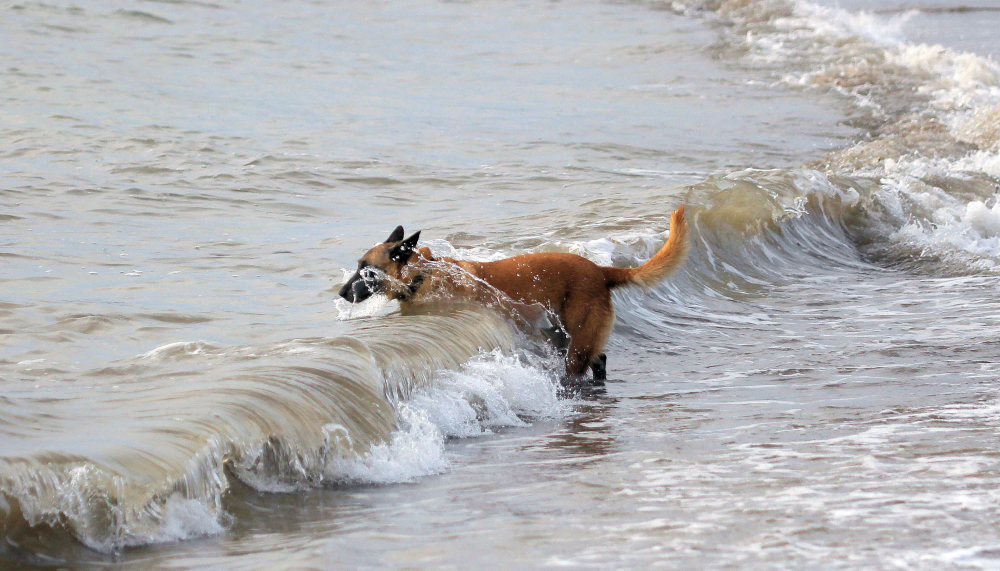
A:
[338, 267, 383, 303]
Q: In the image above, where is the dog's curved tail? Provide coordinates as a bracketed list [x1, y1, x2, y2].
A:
[603, 205, 689, 290]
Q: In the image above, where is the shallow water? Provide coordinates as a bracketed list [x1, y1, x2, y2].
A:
[3, 0, 1000, 568]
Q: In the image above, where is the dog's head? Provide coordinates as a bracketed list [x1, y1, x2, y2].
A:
[338, 226, 421, 303]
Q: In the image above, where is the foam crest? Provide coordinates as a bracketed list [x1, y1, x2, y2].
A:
[319, 350, 565, 483]
[421, 238, 509, 262]
[957, 105, 1000, 153]
[780, 2, 911, 46]
[139, 340, 223, 360]
[152, 496, 229, 545]
[893, 196, 1000, 267]
[325, 405, 449, 485]
[888, 43, 1000, 111]
[572, 231, 668, 267]
[732, 0, 911, 67]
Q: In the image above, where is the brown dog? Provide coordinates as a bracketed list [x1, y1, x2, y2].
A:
[339, 206, 689, 381]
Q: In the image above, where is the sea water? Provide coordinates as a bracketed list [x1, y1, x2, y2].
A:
[3, 0, 1000, 568]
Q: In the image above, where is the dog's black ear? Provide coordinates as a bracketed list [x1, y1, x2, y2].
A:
[385, 226, 405, 243]
[389, 231, 421, 263]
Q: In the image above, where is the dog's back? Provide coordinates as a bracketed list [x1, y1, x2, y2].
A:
[464, 205, 688, 306]
[466, 253, 608, 310]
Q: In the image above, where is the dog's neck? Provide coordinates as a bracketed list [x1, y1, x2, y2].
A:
[395, 255, 473, 304]
[395, 255, 442, 302]
[398, 273, 424, 301]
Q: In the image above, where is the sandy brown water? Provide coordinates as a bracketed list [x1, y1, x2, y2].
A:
[3, 0, 1000, 568]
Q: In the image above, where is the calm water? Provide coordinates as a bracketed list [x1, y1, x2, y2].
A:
[3, 0, 1000, 568]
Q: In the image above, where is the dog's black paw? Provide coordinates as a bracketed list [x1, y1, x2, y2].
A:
[590, 353, 607, 382]
[558, 378, 607, 399]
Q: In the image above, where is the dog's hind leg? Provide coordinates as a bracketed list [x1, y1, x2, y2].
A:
[590, 354, 607, 381]
[542, 322, 568, 351]
[563, 294, 615, 380]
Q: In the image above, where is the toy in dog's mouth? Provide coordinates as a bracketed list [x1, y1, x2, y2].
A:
[338, 266, 386, 303]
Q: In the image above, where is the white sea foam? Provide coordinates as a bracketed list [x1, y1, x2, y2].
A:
[786, 5, 909, 47]
[327, 404, 450, 484]
[139, 340, 222, 360]
[867, 160, 1000, 266]
[328, 349, 566, 484]
[125, 494, 229, 548]
[888, 43, 1000, 112]
[333, 294, 394, 320]
[743, 0, 912, 68]
[333, 267, 396, 321]
[953, 149, 1000, 183]
[572, 231, 668, 267]
[421, 238, 509, 263]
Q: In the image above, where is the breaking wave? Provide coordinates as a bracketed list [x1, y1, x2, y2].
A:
[0, 307, 567, 556]
[684, 0, 1000, 273]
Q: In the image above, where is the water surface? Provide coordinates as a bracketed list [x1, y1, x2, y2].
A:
[3, 0, 1000, 568]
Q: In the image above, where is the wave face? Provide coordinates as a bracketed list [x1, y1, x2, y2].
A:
[0, 306, 566, 555]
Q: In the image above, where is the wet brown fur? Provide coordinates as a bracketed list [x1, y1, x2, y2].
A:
[343, 206, 689, 378]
